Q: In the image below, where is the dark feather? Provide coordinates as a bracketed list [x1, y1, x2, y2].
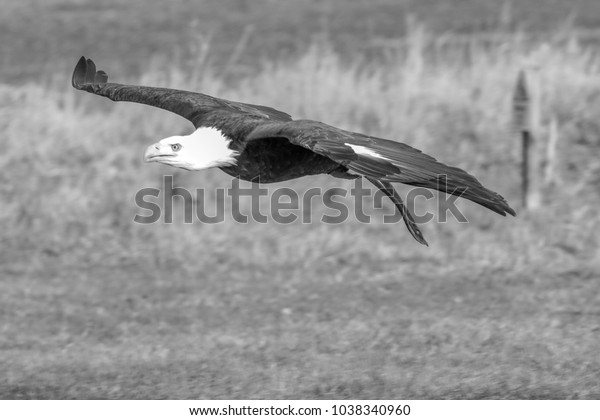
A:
[71, 56, 292, 127]
[247, 120, 516, 217]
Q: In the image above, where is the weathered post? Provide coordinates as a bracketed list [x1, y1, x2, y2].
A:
[545, 117, 559, 187]
[513, 69, 541, 209]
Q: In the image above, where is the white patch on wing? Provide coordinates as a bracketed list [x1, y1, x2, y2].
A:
[157, 127, 239, 171]
[345, 143, 390, 161]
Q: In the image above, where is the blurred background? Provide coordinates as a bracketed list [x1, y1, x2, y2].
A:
[1, 0, 599, 399]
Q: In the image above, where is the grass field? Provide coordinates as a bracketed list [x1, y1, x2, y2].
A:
[1, 0, 600, 399]
[4, 0, 600, 83]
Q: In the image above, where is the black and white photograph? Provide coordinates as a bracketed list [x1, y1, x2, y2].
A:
[1, 0, 599, 407]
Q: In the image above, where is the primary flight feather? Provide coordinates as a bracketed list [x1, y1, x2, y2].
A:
[72, 56, 515, 245]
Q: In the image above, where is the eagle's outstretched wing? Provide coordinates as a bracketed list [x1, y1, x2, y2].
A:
[248, 120, 516, 217]
[71, 57, 292, 127]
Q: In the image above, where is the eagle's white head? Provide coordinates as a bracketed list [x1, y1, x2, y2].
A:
[143, 126, 239, 170]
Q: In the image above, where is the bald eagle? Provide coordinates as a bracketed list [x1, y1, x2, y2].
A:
[72, 57, 515, 245]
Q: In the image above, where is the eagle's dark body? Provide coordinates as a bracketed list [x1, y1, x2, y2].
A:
[72, 57, 515, 245]
[222, 137, 342, 183]
[198, 113, 343, 182]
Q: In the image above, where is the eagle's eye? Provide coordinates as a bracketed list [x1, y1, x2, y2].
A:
[171, 143, 182, 152]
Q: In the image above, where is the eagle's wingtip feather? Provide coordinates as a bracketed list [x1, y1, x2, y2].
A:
[72, 56, 88, 88]
[85, 58, 96, 83]
[72, 56, 108, 89]
[97, 70, 108, 84]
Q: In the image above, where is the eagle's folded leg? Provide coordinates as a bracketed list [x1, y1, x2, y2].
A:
[367, 177, 428, 246]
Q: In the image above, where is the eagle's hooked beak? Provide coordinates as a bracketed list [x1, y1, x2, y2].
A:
[144, 143, 173, 163]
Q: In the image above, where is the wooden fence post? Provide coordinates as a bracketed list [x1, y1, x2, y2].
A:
[545, 117, 559, 187]
[513, 69, 542, 209]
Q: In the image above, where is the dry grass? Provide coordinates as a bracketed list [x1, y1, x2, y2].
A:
[1, 23, 600, 398]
